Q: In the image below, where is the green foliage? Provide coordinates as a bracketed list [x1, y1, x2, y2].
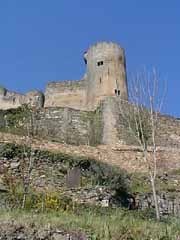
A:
[130, 173, 151, 193]
[0, 142, 131, 210]
[35, 192, 73, 212]
[130, 171, 180, 197]
[0, 143, 24, 159]
[0, 141, 180, 239]
[4, 179, 74, 211]
[0, 105, 31, 135]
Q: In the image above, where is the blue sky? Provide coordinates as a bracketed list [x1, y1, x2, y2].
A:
[0, 0, 179, 116]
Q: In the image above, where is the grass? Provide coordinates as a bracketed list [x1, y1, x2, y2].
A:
[0, 208, 180, 239]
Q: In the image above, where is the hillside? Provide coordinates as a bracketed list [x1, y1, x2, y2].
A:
[0, 133, 180, 239]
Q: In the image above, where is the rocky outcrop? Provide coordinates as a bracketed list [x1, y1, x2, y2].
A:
[136, 192, 180, 217]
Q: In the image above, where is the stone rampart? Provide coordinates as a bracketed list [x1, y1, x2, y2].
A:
[34, 107, 102, 145]
[44, 80, 86, 110]
[0, 106, 103, 146]
[101, 97, 180, 147]
[0, 88, 44, 109]
[0, 97, 180, 147]
[0, 90, 25, 109]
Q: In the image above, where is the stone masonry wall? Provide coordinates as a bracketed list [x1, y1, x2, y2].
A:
[156, 115, 180, 148]
[0, 89, 44, 109]
[34, 107, 103, 146]
[103, 97, 180, 147]
[0, 90, 25, 110]
[44, 80, 86, 110]
[0, 97, 180, 147]
[84, 42, 128, 110]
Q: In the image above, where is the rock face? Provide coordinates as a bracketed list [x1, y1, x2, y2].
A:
[136, 193, 180, 217]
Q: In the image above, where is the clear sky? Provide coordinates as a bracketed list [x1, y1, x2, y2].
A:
[0, 0, 179, 116]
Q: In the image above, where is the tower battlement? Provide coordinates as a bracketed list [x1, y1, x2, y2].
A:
[84, 42, 125, 60]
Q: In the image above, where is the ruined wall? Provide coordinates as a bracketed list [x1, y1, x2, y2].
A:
[0, 88, 25, 110]
[25, 90, 44, 108]
[0, 87, 44, 110]
[44, 80, 86, 110]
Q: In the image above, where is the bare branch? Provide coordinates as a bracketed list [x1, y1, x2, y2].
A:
[118, 68, 166, 220]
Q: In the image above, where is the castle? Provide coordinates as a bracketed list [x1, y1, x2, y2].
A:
[0, 42, 128, 110]
[0, 42, 180, 147]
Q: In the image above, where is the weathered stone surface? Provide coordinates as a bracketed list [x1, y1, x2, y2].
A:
[136, 192, 180, 217]
[10, 161, 20, 169]
[66, 167, 81, 188]
[84, 42, 128, 110]
[0, 90, 45, 110]
[34, 107, 103, 146]
[45, 80, 86, 110]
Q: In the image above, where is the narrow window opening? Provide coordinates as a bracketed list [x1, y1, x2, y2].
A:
[84, 58, 87, 64]
[115, 89, 121, 96]
[100, 77, 102, 83]
[119, 56, 123, 62]
[97, 61, 103, 66]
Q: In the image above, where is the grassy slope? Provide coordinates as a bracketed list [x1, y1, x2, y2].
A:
[0, 208, 180, 240]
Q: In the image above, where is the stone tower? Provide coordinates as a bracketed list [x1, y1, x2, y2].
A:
[84, 42, 128, 109]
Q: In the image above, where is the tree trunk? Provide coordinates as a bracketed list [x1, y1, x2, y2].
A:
[150, 174, 160, 220]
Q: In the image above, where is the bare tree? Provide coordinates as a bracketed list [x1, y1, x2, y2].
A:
[20, 104, 36, 209]
[119, 69, 166, 220]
